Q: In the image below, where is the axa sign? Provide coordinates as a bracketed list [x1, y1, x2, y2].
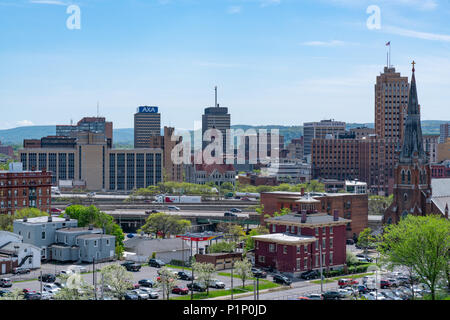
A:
[138, 106, 159, 113]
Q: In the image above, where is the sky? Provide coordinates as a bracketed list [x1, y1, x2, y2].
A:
[0, 0, 450, 130]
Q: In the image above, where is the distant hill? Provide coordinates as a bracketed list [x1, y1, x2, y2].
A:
[0, 121, 447, 147]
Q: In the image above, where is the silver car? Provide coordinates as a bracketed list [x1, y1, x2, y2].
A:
[139, 287, 159, 299]
[130, 289, 150, 300]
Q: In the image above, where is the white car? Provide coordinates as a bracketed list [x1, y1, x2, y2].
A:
[68, 265, 88, 273]
[130, 289, 149, 300]
[60, 269, 74, 276]
[43, 284, 61, 294]
[337, 289, 351, 298]
[138, 287, 159, 299]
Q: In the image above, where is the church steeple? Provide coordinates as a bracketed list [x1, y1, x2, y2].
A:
[399, 61, 426, 164]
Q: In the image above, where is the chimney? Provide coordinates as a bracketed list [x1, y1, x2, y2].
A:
[301, 210, 307, 223]
[301, 188, 305, 196]
[64, 214, 70, 221]
[333, 209, 339, 221]
[23, 216, 28, 222]
[48, 216, 52, 222]
[88, 224, 93, 230]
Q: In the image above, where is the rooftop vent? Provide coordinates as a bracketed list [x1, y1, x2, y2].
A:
[48, 216, 52, 222]
[88, 224, 93, 230]
[23, 216, 28, 222]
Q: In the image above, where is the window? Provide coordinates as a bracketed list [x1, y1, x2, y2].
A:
[258, 255, 265, 263]
[269, 244, 276, 253]
[296, 245, 300, 254]
[322, 226, 326, 234]
[315, 254, 319, 267]
[315, 227, 319, 236]
[304, 258, 308, 270]
[94, 240, 98, 247]
[272, 224, 276, 233]
[329, 252, 333, 265]
[296, 258, 301, 270]
[28, 232, 31, 239]
[322, 238, 326, 249]
[41, 232, 46, 240]
[304, 245, 308, 253]
[315, 240, 319, 251]
[255, 241, 258, 250]
[329, 238, 333, 249]
[330, 227, 333, 235]
[283, 246, 287, 254]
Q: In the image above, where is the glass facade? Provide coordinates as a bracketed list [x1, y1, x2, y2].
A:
[116, 153, 125, 190]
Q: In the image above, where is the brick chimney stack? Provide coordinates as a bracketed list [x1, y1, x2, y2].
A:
[333, 210, 339, 221]
[301, 210, 307, 223]
[301, 188, 305, 196]
[48, 216, 52, 222]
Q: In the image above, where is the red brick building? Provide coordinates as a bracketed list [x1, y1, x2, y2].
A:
[238, 173, 278, 186]
[253, 211, 350, 276]
[260, 191, 368, 240]
[0, 167, 52, 215]
[0, 142, 14, 158]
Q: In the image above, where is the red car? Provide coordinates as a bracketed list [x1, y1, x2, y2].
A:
[380, 279, 392, 289]
[338, 279, 359, 288]
[172, 285, 189, 295]
[50, 208, 62, 213]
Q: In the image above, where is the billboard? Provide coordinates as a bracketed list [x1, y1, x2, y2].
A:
[137, 106, 159, 113]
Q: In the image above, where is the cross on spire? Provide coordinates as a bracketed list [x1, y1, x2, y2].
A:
[412, 60, 416, 72]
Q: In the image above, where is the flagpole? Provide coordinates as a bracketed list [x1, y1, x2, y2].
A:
[389, 43, 391, 67]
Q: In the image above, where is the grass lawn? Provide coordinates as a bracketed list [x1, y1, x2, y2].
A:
[171, 280, 280, 300]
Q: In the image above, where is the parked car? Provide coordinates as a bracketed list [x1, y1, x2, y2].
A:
[138, 279, 155, 288]
[12, 267, 31, 275]
[126, 233, 135, 239]
[167, 206, 180, 211]
[59, 269, 74, 276]
[145, 210, 159, 214]
[87, 192, 96, 197]
[381, 291, 402, 300]
[338, 278, 359, 288]
[300, 270, 320, 280]
[230, 208, 242, 213]
[50, 208, 62, 214]
[38, 273, 56, 283]
[130, 289, 149, 300]
[122, 262, 142, 272]
[68, 265, 88, 273]
[272, 274, 292, 285]
[138, 287, 159, 299]
[357, 285, 370, 294]
[148, 258, 166, 268]
[43, 284, 60, 294]
[251, 268, 267, 278]
[208, 279, 225, 289]
[296, 296, 310, 300]
[337, 288, 352, 298]
[0, 289, 10, 297]
[224, 212, 237, 217]
[322, 291, 341, 300]
[346, 239, 355, 245]
[0, 278, 12, 288]
[187, 282, 207, 292]
[306, 293, 323, 300]
[177, 271, 194, 281]
[53, 282, 66, 289]
[22, 288, 36, 294]
[124, 292, 139, 300]
[380, 279, 392, 289]
[24, 292, 41, 300]
[357, 257, 373, 263]
[172, 285, 189, 295]
[241, 197, 251, 201]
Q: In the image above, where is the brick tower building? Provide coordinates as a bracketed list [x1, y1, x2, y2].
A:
[383, 62, 433, 224]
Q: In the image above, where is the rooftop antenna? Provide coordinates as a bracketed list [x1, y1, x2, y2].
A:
[215, 86, 218, 108]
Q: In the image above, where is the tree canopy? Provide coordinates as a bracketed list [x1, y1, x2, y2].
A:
[377, 214, 450, 300]
[0, 208, 48, 232]
[138, 212, 191, 238]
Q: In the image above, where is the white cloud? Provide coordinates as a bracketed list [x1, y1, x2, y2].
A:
[17, 120, 34, 126]
[227, 6, 242, 14]
[383, 25, 450, 42]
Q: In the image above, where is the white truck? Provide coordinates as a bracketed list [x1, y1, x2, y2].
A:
[155, 195, 201, 203]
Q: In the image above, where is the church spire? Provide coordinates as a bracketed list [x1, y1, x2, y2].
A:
[399, 61, 426, 164]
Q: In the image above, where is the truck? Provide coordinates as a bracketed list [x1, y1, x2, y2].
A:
[155, 195, 201, 203]
[235, 192, 260, 199]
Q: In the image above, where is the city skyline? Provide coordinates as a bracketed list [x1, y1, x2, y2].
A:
[1, 0, 450, 130]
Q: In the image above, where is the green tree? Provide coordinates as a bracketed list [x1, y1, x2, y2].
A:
[155, 266, 178, 300]
[100, 264, 134, 300]
[138, 212, 191, 238]
[357, 227, 376, 254]
[53, 273, 94, 300]
[245, 226, 269, 251]
[368, 195, 394, 215]
[208, 241, 236, 253]
[192, 262, 216, 296]
[378, 215, 450, 300]
[346, 251, 358, 266]
[234, 259, 253, 288]
[0, 288, 24, 300]
[0, 208, 48, 232]
[264, 207, 290, 220]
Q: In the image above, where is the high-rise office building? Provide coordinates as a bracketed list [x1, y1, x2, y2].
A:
[374, 67, 409, 141]
[57, 117, 113, 147]
[303, 120, 346, 156]
[202, 87, 231, 155]
[440, 123, 450, 144]
[134, 106, 161, 148]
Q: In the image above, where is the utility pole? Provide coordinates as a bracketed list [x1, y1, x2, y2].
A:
[257, 277, 259, 300]
[93, 258, 97, 300]
[40, 270, 43, 295]
[231, 262, 234, 300]
[190, 266, 194, 300]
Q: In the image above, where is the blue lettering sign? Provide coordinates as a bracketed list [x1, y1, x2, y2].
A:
[138, 106, 159, 113]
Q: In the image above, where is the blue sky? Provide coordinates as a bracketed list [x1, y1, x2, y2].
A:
[1, 0, 450, 130]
